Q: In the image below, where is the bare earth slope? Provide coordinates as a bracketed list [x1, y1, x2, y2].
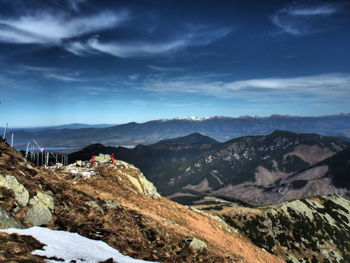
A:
[0, 139, 282, 263]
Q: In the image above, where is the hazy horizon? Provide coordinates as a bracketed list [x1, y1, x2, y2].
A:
[1, 112, 350, 129]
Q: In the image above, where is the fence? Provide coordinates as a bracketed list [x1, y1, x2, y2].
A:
[1, 123, 68, 167]
[27, 149, 68, 166]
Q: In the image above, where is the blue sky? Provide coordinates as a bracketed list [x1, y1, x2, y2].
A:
[0, 0, 349, 127]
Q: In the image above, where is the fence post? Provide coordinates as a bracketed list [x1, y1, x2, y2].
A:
[3, 123, 8, 140]
[25, 142, 30, 158]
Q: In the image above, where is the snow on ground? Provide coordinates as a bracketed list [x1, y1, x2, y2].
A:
[1, 227, 157, 263]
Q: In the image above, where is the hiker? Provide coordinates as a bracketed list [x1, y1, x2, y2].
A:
[91, 155, 95, 165]
[110, 153, 115, 163]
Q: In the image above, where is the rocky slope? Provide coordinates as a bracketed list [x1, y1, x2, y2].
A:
[0, 139, 282, 263]
[159, 131, 349, 205]
[195, 194, 350, 263]
[8, 114, 350, 148]
[253, 148, 350, 204]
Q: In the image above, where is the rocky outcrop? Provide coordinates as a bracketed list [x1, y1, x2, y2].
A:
[0, 207, 23, 228]
[0, 173, 54, 227]
[137, 173, 161, 199]
[125, 172, 160, 199]
[66, 157, 161, 199]
[0, 174, 29, 207]
[186, 237, 207, 251]
[25, 192, 54, 226]
[94, 153, 111, 164]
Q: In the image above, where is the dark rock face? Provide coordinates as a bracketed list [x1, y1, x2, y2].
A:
[196, 194, 350, 263]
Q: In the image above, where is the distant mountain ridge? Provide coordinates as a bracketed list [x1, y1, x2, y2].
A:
[0, 123, 113, 132]
[153, 132, 219, 146]
[5, 113, 350, 148]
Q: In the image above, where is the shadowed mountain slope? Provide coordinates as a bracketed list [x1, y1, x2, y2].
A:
[69, 131, 349, 205]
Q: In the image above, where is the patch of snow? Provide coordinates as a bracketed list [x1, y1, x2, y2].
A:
[205, 155, 213, 164]
[70, 169, 79, 175]
[80, 171, 95, 178]
[1, 227, 157, 263]
[185, 167, 191, 172]
[194, 162, 201, 167]
[169, 116, 208, 121]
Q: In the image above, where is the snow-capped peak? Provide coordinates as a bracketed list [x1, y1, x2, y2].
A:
[157, 116, 228, 122]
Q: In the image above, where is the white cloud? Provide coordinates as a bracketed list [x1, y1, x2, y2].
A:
[64, 41, 94, 56]
[288, 5, 339, 16]
[68, 0, 86, 12]
[0, 10, 129, 45]
[141, 73, 350, 100]
[271, 4, 342, 35]
[148, 65, 183, 72]
[44, 73, 85, 82]
[129, 74, 139, 80]
[0, 8, 230, 58]
[76, 26, 231, 58]
[8, 65, 86, 82]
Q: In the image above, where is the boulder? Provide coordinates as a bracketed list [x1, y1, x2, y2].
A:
[125, 173, 160, 199]
[25, 192, 54, 226]
[138, 173, 160, 199]
[94, 154, 111, 164]
[126, 175, 143, 194]
[85, 200, 104, 214]
[0, 174, 29, 207]
[104, 200, 121, 209]
[186, 237, 207, 251]
[55, 162, 63, 169]
[0, 207, 23, 228]
[75, 160, 83, 167]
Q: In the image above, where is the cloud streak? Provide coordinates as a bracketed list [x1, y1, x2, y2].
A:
[68, 0, 87, 12]
[141, 73, 350, 100]
[68, 26, 231, 58]
[0, 5, 230, 58]
[44, 73, 85, 82]
[0, 10, 129, 45]
[271, 3, 343, 35]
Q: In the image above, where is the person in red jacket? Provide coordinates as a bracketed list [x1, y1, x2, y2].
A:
[91, 155, 95, 166]
[110, 153, 115, 164]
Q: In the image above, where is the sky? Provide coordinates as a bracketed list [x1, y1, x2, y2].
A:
[0, 0, 349, 127]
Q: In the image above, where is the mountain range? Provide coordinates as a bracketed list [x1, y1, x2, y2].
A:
[68, 130, 350, 206]
[4, 114, 350, 148]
